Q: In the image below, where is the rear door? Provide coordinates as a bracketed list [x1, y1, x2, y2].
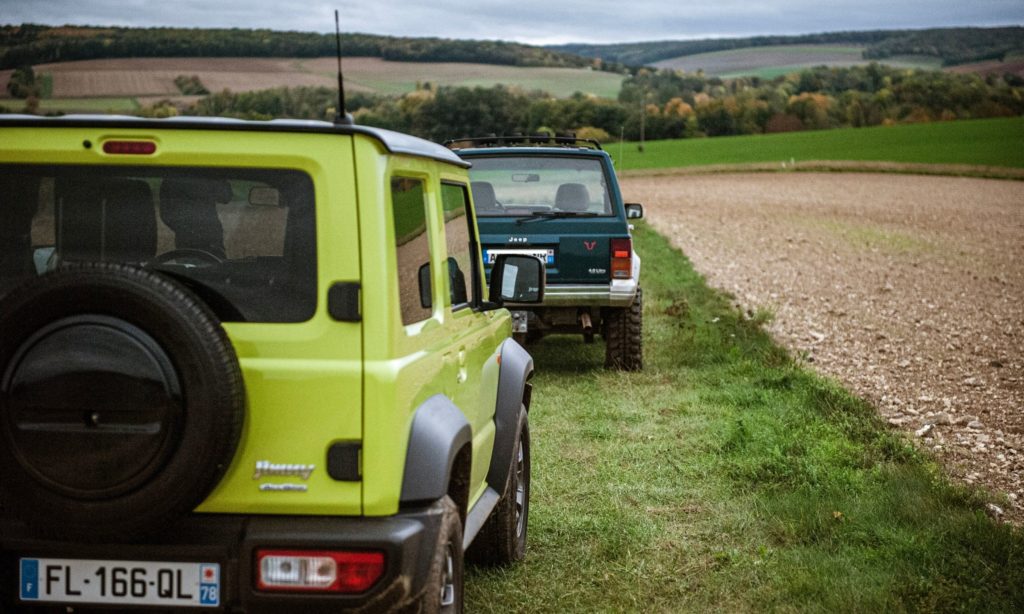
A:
[467, 152, 626, 284]
[437, 179, 503, 494]
[0, 125, 365, 515]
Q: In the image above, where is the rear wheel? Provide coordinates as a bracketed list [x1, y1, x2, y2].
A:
[604, 287, 643, 371]
[467, 408, 529, 565]
[418, 496, 464, 613]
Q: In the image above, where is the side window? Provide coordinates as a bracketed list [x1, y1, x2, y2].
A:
[441, 182, 477, 309]
[391, 176, 432, 326]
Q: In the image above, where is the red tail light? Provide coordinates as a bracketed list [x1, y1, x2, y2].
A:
[256, 549, 385, 594]
[102, 140, 157, 155]
[610, 238, 632, 279]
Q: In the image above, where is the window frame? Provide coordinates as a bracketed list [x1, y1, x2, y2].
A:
[388, 173, 435, 327]
[440, 180, 482, 313]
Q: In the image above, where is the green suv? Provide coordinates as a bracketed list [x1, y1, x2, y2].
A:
[449, 136, 644, 370]
[0, 115, 545, 612]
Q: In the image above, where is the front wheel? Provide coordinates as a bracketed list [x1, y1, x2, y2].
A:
[605, 287, 643, 371]
[467, 408, 530, 565]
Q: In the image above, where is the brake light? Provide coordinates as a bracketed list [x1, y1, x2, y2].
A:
[102, 140, 157, 155]
[256, 549, 385, 593]
[610, 238, 632, 279]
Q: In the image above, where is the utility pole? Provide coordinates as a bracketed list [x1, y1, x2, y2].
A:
[618, 126, 625, 169]
[638, 96, 645, 153]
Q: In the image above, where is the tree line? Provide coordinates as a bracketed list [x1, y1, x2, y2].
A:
[0, 24, 594, 70]
[139, 62, 1023, 143]
[552, 27, 1024, 68]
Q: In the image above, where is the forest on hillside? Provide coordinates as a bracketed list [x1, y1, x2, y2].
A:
[0, 24, 597, 71]
[81, 63, 1022, 144]
[552, 27, 1024, 67]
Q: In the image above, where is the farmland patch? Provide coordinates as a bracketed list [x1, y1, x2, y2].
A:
[624, 171, 1024, 522]
[651, 45, 941, 77]
[27, 56, 623, 99]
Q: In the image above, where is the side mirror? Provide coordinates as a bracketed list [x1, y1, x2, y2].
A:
[488, 254, 545, 305]
[625, 203, 644, 219]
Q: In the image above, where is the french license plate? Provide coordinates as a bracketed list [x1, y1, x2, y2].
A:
[484, 248, 555, 265]
[19, 557, 220, 608]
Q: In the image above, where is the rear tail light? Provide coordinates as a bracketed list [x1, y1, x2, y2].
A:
[610, 238, 632, 279]
[256, 549, 385, 593]
[102, 140, 157, 155]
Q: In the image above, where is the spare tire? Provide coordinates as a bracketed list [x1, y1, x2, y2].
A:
[0, 263, 244, 541]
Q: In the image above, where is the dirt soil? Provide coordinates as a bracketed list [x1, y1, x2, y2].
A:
[622, 172, 1024, 522]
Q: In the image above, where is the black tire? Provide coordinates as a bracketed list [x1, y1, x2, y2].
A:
[605, 287, 643, 371]
[418, 496, 464, 614]
[467, 408, 529, 566]
[0, 263, 244, 541]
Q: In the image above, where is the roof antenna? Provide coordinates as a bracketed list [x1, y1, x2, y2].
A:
[333, 9, 353, 125]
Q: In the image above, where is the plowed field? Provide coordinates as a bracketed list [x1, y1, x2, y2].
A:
[3, 56, 623, 100]
[623, 172, 1024, 520]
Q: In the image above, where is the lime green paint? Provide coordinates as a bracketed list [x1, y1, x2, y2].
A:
[612, 117, 1024, 171]
[1, 123, 509, 521]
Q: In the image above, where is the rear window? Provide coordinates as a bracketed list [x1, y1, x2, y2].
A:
[467, 156, 613, 217]
[0, 165, 317, 323]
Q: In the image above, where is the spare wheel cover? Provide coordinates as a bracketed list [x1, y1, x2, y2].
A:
[0, 263, 245, 541]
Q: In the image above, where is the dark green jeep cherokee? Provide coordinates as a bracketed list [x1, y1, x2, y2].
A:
[448, 136, 644, 370]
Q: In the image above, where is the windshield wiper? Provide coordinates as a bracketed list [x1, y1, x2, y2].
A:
[515, 211, 599, 225]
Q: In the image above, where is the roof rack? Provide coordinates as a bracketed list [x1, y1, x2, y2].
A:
[444, 133, 603, 151]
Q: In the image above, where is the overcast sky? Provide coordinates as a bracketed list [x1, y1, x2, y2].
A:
[2, 0, 1022, 45]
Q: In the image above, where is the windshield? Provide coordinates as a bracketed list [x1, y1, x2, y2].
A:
[467, 156, 613, 218]
[0, 165, 316, 323]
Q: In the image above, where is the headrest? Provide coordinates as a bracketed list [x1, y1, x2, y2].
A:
[471, 181, 498, 211]
[555, 183, 590, 212]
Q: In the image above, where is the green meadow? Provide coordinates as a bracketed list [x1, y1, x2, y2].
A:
[611, 117, 1024, 172]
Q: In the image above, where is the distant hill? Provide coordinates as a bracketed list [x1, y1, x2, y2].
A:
[0, 23, 597, 71]
[650, 45, 943, 79]
[551, 27, 1024, 68]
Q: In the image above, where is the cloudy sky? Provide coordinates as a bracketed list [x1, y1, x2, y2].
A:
[2, 0, 1022, 45]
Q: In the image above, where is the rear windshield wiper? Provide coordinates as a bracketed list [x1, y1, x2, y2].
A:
[516, 211, 599, 225]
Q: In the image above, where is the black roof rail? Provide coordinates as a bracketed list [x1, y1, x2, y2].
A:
[443, 132, 603, 151]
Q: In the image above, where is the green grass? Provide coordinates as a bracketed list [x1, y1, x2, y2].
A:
[611, 117, 1024, 171]
[37, 97, 140, 113]
[466, 223, 1023, 612]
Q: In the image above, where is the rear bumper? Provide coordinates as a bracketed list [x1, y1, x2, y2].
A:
[535, 278, 638, 307]
[523, 250, 640, 308]
[0, 501, 445, 613]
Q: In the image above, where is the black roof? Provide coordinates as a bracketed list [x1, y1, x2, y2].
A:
[0, 114, 470, 168]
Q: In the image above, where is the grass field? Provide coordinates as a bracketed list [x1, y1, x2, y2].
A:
[611, 117, 1024, 172]
[466, 223, 1024, 612]
[652, 45, 942, 79]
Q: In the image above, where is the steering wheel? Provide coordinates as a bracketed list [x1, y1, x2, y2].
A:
[152, 248, 224, 266]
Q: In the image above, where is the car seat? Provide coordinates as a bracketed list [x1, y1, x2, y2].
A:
[58, 177, 157, 264]
[159, 178, 231, 259]
[471, 181, 501, 213]
[554, 183, 590, 212]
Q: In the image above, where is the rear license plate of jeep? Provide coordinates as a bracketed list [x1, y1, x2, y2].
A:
[19, 558, 220, 608]
[485, 248, 555, 265]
